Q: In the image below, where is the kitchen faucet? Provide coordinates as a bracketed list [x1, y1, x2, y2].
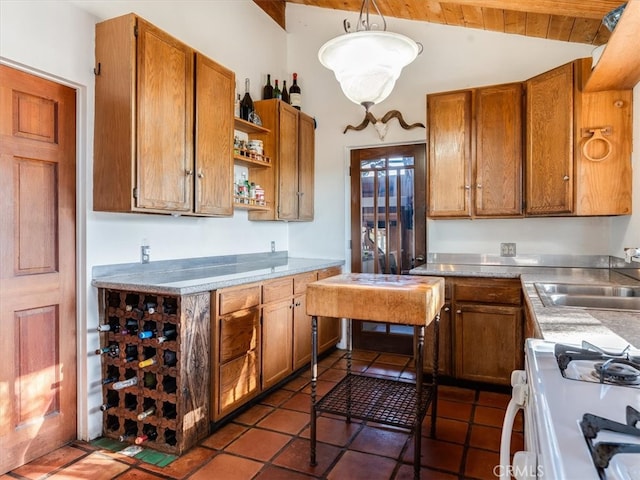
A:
[624, 247, 640, 263]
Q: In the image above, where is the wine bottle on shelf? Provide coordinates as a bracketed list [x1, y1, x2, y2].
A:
[240, 78, 253, 121]
[290, 72, 301, 110]
[273, 79, 281, 100]
[137, 406, 156, 421]
[234, 93, 241, 118]
[157, 328, 177, 343]
[112, 376, 138, 390]
[282, 80, 290, 104]
[134, 426, 158, 445]
[263, 74, 273, 100]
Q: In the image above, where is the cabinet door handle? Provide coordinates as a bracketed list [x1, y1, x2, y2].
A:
[197, 171, 204, 178]
[464, 185, 471, 190]
[563, 175, 569, 181]
[444, 307, 450, 312]
[185, 169, 193, 176]
[456, 309, 462, 314]
[476, 184, 482, 189]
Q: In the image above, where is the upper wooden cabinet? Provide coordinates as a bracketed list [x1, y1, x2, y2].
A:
[526, 59, 632, 216]
[93, 14, 234, 216]
[249, 100, 314, 221]
[427, 83, 523, 218]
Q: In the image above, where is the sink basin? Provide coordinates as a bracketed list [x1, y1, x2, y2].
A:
[535, 282, 640, 297]
[534, 283, 640, 311]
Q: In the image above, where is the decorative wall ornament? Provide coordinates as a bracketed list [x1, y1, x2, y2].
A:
[343, 109, 425, 140]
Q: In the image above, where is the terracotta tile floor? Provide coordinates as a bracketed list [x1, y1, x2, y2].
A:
[4, 349, 524, 480]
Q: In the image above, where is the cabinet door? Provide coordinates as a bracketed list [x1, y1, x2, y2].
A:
[475, 83, 523, 217]
[427, 90, 472, 218]
[194, 54, 234, 216]
[262, 299, 293, 388]
[453, 303, 523, 385]
[293, 294, 312, 370]
[525, 62, 574, 215]
[277, 103, 300, 220]
[297, 111, 315, 221]
[136, 19, 194, 212]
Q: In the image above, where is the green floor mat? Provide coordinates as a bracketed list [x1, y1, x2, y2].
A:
[91, 437, 178, 467]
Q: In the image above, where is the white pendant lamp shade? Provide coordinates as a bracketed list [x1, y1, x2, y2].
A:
[318, 30, 420, 108]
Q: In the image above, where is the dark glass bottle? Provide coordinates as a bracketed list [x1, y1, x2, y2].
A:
[157, 328, 177, 343]
[240, 78, 253, 121]
[290, 72, 301, 110]
[163, 350, 177, 367]
[134, 425, 158, 445]
[262, 74, 273, 100]
[273, 80, 281, 100]
[282, 80, 290, 104]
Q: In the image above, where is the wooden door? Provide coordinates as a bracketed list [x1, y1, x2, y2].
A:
[276, 103, 299, 220]
[0, 65, 77, 473]
[475, 83, 523, 217]
[427, 90, 472, 218]
[194, 54, 234, 216]
[292, 294, 311, 370]
[136, 18, 194, 212]
[525, 62, 574, 215]
[297, 111, 315, 221]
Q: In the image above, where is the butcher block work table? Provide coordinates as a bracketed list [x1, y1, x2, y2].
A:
[306, 273, 445, 480]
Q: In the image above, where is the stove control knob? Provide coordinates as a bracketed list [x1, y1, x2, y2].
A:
[512, 451, 537, 479]
[511, 369, 526, 387]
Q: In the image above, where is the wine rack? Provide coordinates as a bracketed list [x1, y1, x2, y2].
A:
[97, 289, 210, 455]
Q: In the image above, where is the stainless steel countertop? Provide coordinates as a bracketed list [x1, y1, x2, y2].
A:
[92, 256, 344, 295]
[410, 262, 640, 349]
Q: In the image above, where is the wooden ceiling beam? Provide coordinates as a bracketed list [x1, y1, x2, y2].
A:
[255, 0, 286, 29]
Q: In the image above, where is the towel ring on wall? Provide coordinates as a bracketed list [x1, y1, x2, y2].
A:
[582, 127, 612, 162]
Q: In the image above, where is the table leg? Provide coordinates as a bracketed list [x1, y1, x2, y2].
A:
[431, 313, 440, 438]
[346, 317, 352, 423]
[415, 324, 425, 480]
[310, 315, 318, 466]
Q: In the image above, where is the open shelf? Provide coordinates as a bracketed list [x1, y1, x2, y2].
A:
[233, 154, 271, 168]
[233, 199, 270, 211]
[234, 117, 270, 134]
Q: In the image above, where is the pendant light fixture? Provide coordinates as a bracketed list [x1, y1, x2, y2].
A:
[318, 0, 421, 111]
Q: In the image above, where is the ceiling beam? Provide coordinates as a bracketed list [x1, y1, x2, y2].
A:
[255, 0, 286, 29]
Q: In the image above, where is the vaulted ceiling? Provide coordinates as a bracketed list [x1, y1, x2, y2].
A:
[256, 0, 628, 45]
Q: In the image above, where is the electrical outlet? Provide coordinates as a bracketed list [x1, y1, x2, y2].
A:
[500, 242, 516, 257]
[141, 244, 150, 263]
[271, 241, 275, 253]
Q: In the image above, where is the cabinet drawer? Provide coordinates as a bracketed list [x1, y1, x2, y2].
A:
[220, 308, 260, 364]
[454, 279, 521, 305]
[317, 266, 342, 280]
[294, 271, 317, 295]
[218, 284, 261, 315]
[219, 350, 259, 415]
[263, 277, 293, 304]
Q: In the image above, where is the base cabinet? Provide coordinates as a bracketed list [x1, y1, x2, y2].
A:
[211, 266, 342, 422]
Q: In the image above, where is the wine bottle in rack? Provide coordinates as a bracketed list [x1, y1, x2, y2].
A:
[124, 319, 139, 334]
[143, 372, 157, 389]
[135, 425, 158, 445]
[138, 321, 157, 339]
[100, 400, 117, 411]
[119, 420, 137, 442]
[143, 297, 157, 314]
[137, 406, 156, 421]
[163, 350, 177, 367]
[138, 357, 157, 368]
[112, 376, 138, 390]
[290, 72, 301, 110]
[97, 324, 112, 332]
[95, 344, 119, 357]
[157, 328, 177, 343]
[163, 299, 177, 315]
[124, 345, 138, 363]
[102, 375, 118, 385]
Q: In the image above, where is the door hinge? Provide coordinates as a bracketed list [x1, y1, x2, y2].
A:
[133, 187, 138, 199]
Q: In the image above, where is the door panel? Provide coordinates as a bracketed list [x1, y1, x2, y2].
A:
[350, 144, 426, 354]
[0, 65, 77, 474]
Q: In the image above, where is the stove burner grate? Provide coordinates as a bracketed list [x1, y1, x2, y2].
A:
[592, 360, 640, 386]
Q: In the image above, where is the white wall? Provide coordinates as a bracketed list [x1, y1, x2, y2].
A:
[1, 0, 637, 443]
[284, 4, 627, 262]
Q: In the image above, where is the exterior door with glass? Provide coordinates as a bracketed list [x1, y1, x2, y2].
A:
[350, 144, 426, 354]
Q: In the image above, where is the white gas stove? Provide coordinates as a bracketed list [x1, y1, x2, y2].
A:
[501, 339, 640, 480]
